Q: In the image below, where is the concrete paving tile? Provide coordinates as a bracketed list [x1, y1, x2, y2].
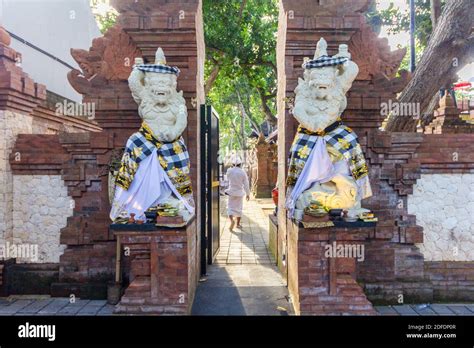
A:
[77, 300, 107, 316]
[430, 304, 455, 315]
[411, 304, 437, 316]
[97, 304, 115, 316]
[392, 305, 419, 316]
[375, 306, 398, 315]
[464, 304, 474, 313]
[447, 305, 474, 315]
[0, 298, 13, 306]
[17, 299, 54, 314]
[57, 300, 91, 315]
[37, 298, 70, 315]
[0, 300, 32, 315]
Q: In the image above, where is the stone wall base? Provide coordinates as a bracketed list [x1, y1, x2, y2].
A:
[50, 282, 108, 299]
[0, 259, 15, 296]
[362, 261, 474, 305]
[287, 220, 376, 315]
[268, 214, 278, 264]
[426, 261, 474, 302]
[2, 261, 58, 295]
[114, 220, 198, 315]
[362, 281, 434, 305]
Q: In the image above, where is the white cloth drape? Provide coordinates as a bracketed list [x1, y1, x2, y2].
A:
[227, 195, 244, 217]
[285, 137, 335, 217]
[110, 148, 194, 221]
[285, 137, 373, 218]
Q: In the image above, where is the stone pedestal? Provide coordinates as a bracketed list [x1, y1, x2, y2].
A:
[112, 219, 198, 315]
[287, 220, 376, 315]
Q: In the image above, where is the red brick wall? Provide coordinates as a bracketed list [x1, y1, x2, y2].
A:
[255, 142, 277, 198]
[9, 1, 205, 298]
[275, 0, 474, 306]
[115, 220, 198, 314]
[288, 221, 376, 315]
[425, 262, 474, 302]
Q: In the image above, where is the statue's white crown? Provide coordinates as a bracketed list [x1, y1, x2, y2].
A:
[314, 37, 328, 59]
[303, 38, 349, 69]
[134, 47, 180, 75]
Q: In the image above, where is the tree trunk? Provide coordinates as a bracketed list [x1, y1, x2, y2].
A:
[419, 92, 440, 127]
[240, 103, 246, 150]
[236, 90, 260, 134]
[230, 117, 243, 149]
[430, 0, 442, 28]
[385, 0, 474, 132]
[204, 63, 220, 95]
[257, 88, 278, 126]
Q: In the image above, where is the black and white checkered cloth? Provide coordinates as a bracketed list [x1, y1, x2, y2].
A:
[303, 55, 348, 69]
[115, 123, 192, 194]
[125, 131, 189, 170]
[135, 64, 180, 75]
[286, 122, 369, 187]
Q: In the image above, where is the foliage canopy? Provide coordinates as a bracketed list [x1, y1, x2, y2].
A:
[204, 0, 278, 151]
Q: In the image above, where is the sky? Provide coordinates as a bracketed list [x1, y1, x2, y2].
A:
[377, 0, 410, 50]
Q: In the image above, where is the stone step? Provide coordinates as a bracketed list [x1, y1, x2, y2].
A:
[119, 297, 146, 305]
[114, 303, 187, 315]
[123, 277, 150, 297]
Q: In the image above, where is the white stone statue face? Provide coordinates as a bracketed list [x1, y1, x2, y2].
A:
[127, 48, 188, 143]
[292, 41, 359, 132]
[144, 74, 176, 106]
[308, 67, 337, 100]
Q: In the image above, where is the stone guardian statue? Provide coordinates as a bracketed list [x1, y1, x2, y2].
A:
[285, 38, 372, 220]
[110, 47, 195, 223]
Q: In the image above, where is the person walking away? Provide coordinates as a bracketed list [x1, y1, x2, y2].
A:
[225, 156, 250, 231]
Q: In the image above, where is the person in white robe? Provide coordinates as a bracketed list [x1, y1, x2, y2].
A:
[225, 156, 250, 231]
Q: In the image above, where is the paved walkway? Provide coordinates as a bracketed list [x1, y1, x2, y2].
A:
[1, 197, 473, 316]
[375, 303, 474, 316]
[215, 197, 273, 265]
[1, 296, 473, 316]
[0, 297, 114, 316]
[191, 197, 292, 315]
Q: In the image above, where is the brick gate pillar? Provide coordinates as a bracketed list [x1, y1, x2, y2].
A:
[276, 0, 427, 314]
[10, 1, 205, 300]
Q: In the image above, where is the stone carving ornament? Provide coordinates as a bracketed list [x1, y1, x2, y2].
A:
[110, 47, 195, 222]
[285, 38, 372, 220]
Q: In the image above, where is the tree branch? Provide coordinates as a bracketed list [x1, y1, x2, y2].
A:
[236, 89, 261, 133]
[238, 0, 248, 23]
[229, 116, 244, 149]
[257, 88, 277, 126]
[205, 62, 220, 95]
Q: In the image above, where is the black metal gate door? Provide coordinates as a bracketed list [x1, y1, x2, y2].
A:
[200, 104, 220, 275]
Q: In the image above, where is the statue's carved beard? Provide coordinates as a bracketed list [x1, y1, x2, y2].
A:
[306, 87, 347, 129]
[140, 91, 178, 117]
